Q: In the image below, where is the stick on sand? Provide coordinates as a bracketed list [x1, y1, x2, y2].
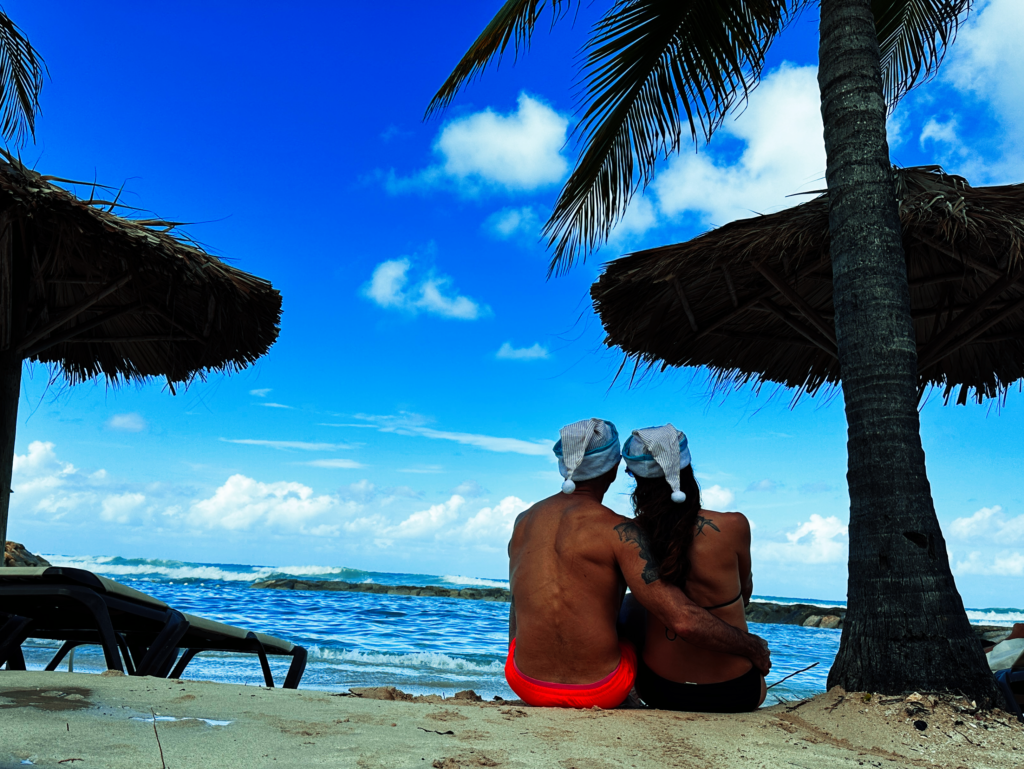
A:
[151, 710, 166, 769]
[766, 662, 819, 690]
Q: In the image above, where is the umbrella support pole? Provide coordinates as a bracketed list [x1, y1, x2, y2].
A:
[0, 349, 22, 562]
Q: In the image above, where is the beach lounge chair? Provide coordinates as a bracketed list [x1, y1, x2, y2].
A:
[0, 567, 306, 688]
[167, 613, 307, 690]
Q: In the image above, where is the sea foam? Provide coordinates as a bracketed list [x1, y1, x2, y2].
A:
[42, 555, 371, 584]
[307, 646, 504, 674]
[440, 575, 509, 588]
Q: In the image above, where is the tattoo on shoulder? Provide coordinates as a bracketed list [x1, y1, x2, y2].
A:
[614, 521, 660, 584]
[696, 516, 720, 536]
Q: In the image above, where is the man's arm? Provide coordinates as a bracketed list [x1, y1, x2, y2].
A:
[612, 520, 770, 675]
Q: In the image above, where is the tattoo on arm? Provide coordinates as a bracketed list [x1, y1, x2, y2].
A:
[615, 521, 660, 584]
[695, 516, 720, 536]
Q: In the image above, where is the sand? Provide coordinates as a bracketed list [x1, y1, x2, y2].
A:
[0, 671, 1021, 769]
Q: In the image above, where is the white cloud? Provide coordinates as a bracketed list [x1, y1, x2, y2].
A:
[301, 459, 366, 469]
[437, 94, 568, 190]
[652, 63, 825, 226]
[354, 412, 551, 456]
[220, 439, 352, 451]
[363, 258, 487, 320]
[702, 485, 735, 509]
[460, 496, 528, 541]
[100, 492, 146, 523]
[250, 388, 272, 397]
[398, 465, 445, 474]
[451, 480, 487, 499]
[941, 0, 1024, 179]
[954, 550, 1024, 577]
[337, 480, 421, 507]
[485, 206, 539, 240]
[755, 514, 848, 565]
[260, 402, 294, 410]
[107, 413, 147, 432]
[12, 441, 96, 517]
[390, 93, 569, 194]
[414, 427, 549, 455]
[496, 342, 550, 361]
[13, 441, 63, 476]
[188, 474, 340, 531]
[5, 443, 539, 552]
[920, 117, 959, 147]
[607, 196, 658, 245]
[365, 258, 411, 309]
[949, 505, 1024, 543]
[746, 479, 777, 493]
[388, 495, 466, 539]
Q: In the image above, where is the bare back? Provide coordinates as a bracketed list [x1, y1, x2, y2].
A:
[643, 509, 755, 684]
[508, 492, 627, 683]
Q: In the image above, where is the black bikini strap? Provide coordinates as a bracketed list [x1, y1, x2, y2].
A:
[701, 590, 743, 611]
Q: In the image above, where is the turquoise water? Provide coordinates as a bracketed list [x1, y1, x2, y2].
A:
[18, 555, 1019, 704]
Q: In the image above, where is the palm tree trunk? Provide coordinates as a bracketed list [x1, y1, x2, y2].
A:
[817, 0, 998, 702]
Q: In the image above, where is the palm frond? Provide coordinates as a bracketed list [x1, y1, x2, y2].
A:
[0, 10, 45, 144]
[427, 0, 575, 116]
[873, 0, 971, 109]
[544, 0, 797, 274]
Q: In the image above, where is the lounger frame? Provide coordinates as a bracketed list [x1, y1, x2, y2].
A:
[0, 567, 306, 688]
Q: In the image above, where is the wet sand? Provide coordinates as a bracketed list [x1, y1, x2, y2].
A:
[0, 671, 1020, 768]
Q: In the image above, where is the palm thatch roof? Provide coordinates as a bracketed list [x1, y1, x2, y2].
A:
[592, 166, 1024, 404]
[0, 152, 281, 388]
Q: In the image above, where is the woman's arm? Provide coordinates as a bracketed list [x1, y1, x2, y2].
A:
[508, 595, 517, 643]
[734, 513, 753, 605]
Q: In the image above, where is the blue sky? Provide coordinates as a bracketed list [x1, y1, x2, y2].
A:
[6, 0, 1024, 605]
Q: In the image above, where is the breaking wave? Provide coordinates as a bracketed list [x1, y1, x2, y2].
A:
[307, 647, 504, 674]
[42, 555, 375, 584]
[440, 575, 509, 588]
[966, 608, 1024, 625]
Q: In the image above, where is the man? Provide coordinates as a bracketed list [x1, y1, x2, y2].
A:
[504, 418, 771, 709]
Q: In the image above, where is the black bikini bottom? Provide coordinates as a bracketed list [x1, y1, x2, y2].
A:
[635, 658, 762, 713]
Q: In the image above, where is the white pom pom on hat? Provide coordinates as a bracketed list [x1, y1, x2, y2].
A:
[561, 479, 576, 494]
[623, 424, 691, 503]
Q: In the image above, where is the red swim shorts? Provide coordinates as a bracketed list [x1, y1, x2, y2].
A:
[504, 638, 637, 709]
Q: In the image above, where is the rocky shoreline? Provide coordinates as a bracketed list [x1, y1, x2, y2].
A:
[252, 578, 510, 602]
[3, 541, 51, 568]
[250, 578, 1010, 642]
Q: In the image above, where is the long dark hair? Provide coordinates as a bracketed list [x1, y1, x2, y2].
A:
[630, 464, 702, 590]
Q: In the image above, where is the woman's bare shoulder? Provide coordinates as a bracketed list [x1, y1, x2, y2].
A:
[696, 510, 750, 536]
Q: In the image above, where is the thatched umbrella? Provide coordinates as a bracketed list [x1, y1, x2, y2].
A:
[592, 166, 1024, 405]
[0, 152, 282, 552]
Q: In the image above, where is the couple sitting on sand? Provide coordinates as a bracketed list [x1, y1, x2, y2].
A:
[504, 418, 771, 712]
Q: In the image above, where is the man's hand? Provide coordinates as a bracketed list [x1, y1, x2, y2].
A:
[747, 633, 771, 675]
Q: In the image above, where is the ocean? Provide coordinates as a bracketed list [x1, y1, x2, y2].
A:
[19, 555, 1024, 705]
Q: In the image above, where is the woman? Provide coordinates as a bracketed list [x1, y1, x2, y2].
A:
[620, 424, 767, 713]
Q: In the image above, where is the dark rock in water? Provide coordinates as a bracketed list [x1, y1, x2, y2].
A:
[4, 541, 51, 567]
[744, 601, 847, 628]
[251, 578, 512, 602]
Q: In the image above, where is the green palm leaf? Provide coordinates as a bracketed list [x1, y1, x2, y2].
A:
[545, 0, 795, 273]
[873, 0, 972, 108]
[426, 0, 575, 116]
[0, 10, 45, 144]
